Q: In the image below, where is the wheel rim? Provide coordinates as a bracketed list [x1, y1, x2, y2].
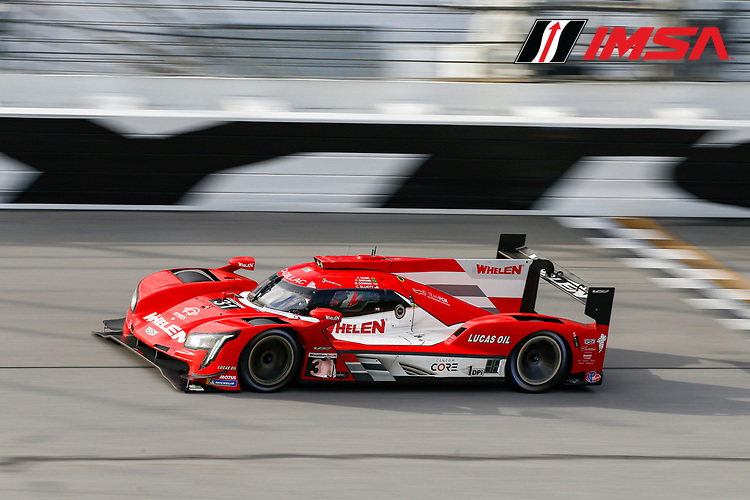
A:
[248, 335, 294, 387]
[516, 335, 562, 386]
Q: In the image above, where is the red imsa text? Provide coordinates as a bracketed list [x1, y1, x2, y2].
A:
[334, 319, 386, 334]
[476, 264, 523, 275]
[584, 27, 729, 60]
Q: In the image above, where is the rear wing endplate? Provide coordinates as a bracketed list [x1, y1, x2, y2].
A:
[497, 234, 614, 326]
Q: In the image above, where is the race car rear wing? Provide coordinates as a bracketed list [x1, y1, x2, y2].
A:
[496, 234, 614, 326]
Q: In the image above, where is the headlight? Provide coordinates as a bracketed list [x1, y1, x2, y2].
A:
[184, 331, 239, 369]
[130, 280, 141, 313]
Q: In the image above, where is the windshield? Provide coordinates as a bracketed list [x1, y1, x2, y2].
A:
[250, 274, 315, 314]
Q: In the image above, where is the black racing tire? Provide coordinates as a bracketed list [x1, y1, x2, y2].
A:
[238, 329, 300, 392]
[507, 331, 568, 393]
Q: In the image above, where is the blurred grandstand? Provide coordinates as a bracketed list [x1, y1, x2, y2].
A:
[0, 0, 746, 80]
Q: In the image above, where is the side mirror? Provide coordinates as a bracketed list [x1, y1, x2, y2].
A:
[310, 308, 342, 328]
[219, 256, 255, 272]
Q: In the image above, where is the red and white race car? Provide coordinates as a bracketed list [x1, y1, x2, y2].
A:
[95, 235, 614, 393]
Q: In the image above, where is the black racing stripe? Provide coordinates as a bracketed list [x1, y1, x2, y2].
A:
[675, 141, 750, 209]
[430, 284, 485, 297]
[360, 362, 386, 371]
[352, 372, 374, 382]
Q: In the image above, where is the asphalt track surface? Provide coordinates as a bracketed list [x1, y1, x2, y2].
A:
[2, 211, 750, 499]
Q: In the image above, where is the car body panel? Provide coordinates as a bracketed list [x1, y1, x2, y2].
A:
[95, 235, 612, 392]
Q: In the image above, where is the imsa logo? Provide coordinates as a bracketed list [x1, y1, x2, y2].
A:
[515, 20, 587, 63]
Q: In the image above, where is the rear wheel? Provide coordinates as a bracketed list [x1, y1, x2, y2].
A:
[239, 330, 300, 392]
[507, 331, 568, 393]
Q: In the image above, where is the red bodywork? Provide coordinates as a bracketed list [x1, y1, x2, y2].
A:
[113, 250, 612, 392]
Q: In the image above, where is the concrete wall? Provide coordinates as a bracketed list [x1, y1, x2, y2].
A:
[1, 76, 749, 216]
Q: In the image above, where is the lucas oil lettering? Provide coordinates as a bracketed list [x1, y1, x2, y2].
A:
[467, 334, 511, 344]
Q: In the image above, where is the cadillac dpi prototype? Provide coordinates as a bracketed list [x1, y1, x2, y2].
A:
[95, 235, 614, 393]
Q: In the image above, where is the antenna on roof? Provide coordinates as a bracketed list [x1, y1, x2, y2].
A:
[371, 246, 378, 256]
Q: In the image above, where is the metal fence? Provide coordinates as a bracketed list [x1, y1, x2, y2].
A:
[0, 0, 747, 80]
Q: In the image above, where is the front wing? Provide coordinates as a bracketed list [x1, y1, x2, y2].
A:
[93, 318, 209, 392]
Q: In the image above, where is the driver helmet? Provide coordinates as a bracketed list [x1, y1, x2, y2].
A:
[330, 290, 350, 308]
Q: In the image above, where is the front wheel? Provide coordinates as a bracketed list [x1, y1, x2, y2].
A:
[239, 330, 300, 392]
[507, 331, 568, 393]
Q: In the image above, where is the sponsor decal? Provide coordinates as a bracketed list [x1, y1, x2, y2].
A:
[321, 278, 342, 287]
[219, 374, 236, 380]
[584, 339, 596, 345]
[354, 276, 379, 289]
[173, 311, 187, 320]
[597, 334, 608, 353]
[467, 334, 511, 344]
[475, 264, 523, 275]
[217, 365, 236, 370]
[584, 26, 729, 61]
[431, 359, 458, 372]
[334, 319, 386, 334]
[516, 20, 587, 64]
[302, 267, 313, 272]
[470, 368, 485, 377]
[306, 282, 317, 289]
[307, 352, 339, 379]
[586, 371, 602, 383]
[183, 307, 200, 316]
[313, 346, 331, 351]
[516, 19, 730, 64]
[280, 268, 308, 286]
[143, 312, 187, 343]
[207, 379, 238, 387]
[145, 326, 159, 337]
[412, 288, 450, 306]
[541, 270, 588, 299]
[209, 298, 242, 310]
[187, 384, 204, 392]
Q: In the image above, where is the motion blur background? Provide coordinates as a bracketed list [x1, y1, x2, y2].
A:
[3, 3, 750, 498]
[1, 0, 746, 80]
[1, 0, 749, 215]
